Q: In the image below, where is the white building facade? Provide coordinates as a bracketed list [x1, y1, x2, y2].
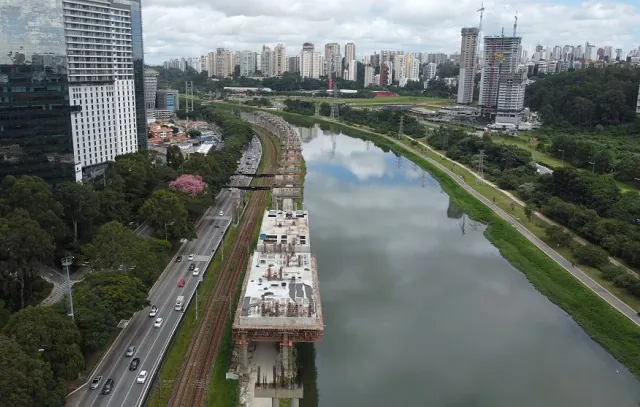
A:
[458, 27, 479, 104]
[64, 0, 138, 181]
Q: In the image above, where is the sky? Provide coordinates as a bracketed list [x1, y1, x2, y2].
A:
[142, 0, 640, 65]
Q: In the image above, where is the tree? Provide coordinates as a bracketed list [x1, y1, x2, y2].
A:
[166, 145, 185, 170]
[572, 244, 609, 267]
[2, 306, 84, 380]
[524, 204, 534, 221]
[140, 189, 195, 240]
[0, 175, 67, 243]
[0, 210, 55, 309]
[187, 129, 202, 138]
[545, 225, 573, 247]
[0, 300, 10, 330]
[54, 182, 99, 242]
[168, 174, 207, 197]
[73, 272, 149, 352]
[82, 221, 139, 271]
[0, 334, 65, 407]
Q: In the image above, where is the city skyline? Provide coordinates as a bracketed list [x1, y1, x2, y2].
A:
[142, 0, 640, 64]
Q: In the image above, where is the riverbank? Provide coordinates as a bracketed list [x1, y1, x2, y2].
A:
[218, 104, 640, 378]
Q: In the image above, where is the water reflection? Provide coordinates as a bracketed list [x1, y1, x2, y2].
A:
[300, 126, 640, 407]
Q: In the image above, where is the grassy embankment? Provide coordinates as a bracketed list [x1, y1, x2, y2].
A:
[145, 130, 276, 407]
[221, 104, 640, 377]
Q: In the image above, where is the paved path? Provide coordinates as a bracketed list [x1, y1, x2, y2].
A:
[386, 134, 640, 326]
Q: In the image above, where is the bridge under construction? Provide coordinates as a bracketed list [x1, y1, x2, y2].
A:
[228, 111, 323, 407]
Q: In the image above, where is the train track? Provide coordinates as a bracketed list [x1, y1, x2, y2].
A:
[166, 130, 278, 407]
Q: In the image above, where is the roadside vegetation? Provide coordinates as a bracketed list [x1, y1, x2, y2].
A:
[0, 110, 256, 404]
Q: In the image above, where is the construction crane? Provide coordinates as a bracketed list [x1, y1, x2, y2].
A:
[477, 3, 485, 32]
[513, 11, 518, 37]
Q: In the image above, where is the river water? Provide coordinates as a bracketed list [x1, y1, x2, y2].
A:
[297, 125, 640, 407]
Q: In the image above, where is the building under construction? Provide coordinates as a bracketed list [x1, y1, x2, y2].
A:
[478, 34, 526, 124]
[233, 111, 323, 407]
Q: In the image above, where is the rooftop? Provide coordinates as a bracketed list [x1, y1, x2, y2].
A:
[234, 209, 322, 331]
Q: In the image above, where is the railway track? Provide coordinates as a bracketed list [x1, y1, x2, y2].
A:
[166, 130, 278, 407]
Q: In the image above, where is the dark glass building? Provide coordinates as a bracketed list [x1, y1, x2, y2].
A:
[122, 0, 148, 150]
[0, 0, 76, 184]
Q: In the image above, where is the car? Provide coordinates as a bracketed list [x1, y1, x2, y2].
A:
[219, 211, 224, 216]
[153, 317, 163, 328]
[188, 263, 196, 271]
[101, 378, 114, 395]
[90, 376, 103, 390]
[176, 255, 182, 262]
[149, 305, 158, 318]
[136, 370, 148, 384]
[178, 278, 185, 287]
[125, 345, 136, 357]
[192, 267, 200, 276]
[129, 357, 140, 371]
[187, 254, 195, 261]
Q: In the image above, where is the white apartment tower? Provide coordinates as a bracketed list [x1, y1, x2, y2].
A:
[479, 35, 525, 123]
[405, 53, 420, 81]
[424, 62, 437, 80]
[344, 42, 357, 81]
[64, 0, 139, 181]
[240, 51, 256, 77]
[272, 44, 287, 77]
[301, 42, 323, 79]
[458, 27, 479, 104]
[215, 48, 233, 78]
[364, 66, 375, 87]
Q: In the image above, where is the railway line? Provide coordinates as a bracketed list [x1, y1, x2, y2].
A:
[166, 129, 278, 407]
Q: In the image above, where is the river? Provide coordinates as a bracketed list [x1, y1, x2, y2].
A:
[297, 125, 640, 407]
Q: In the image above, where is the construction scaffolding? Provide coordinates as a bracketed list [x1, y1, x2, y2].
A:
[242, 111, 304, 204]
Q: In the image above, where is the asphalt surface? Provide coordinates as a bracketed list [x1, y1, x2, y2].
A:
[67, 138, 262, 407]
[397, 136, 640, 326]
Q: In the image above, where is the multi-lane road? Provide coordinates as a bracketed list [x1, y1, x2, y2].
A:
[67, 138, 262, 407]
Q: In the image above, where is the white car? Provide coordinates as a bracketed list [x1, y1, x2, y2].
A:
[187, 254, 195, 261]
[136, 371, 148, 384]
[153, 318, 163, 328]
[192, 267, 200, 276]
[149, 305, 157, 318]
[219, 211, 224, 216]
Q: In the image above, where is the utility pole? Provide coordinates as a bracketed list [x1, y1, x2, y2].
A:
[330, 80, 339, 118]
[558, 149, 564, 165]
[62, 256, 74, 320]
[398, 115, 404, 138]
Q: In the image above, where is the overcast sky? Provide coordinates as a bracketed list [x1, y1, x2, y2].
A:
[142, 0, 640, 64]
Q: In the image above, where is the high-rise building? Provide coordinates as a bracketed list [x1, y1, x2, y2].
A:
[144, 69, 159, 111]
[239, 51, 256, 77]
[324, 43, 341, 78]
[287, 56, 300, 73]
[215, 48, 232, 78]
[404, 53, 420, 81]
[156, 89, 179, 112]
[363, 66, 375, 87]
[0, 0, 77, 184]
[424, 62, 437, 80]
[272, 44, 287, 77]
[458, 27, 479, 104]
[636, 84, 640, 115]
[205, 52, 216, 77]
[300, 43, 322, 79]
[479, 35, 526, 124]
[344, 43, 356, 66]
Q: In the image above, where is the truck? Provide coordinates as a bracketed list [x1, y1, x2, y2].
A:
[175, 295, 185, 311]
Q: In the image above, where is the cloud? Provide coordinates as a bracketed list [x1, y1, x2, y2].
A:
[141, 0, 640, 64]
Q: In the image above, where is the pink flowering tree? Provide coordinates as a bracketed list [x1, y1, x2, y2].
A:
[169, 174, 207, 197]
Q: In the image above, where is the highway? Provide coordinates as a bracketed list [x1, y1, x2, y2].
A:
[66, 137, 262, 407]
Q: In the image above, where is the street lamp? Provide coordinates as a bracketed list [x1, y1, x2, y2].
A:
[588, 161, 595, 173]
[557, 149, 564, 165]
[164, 221, 175, 241]
[61, 256, 75, 321]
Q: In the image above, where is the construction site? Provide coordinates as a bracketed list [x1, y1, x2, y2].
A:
[232, 111, 324, 407]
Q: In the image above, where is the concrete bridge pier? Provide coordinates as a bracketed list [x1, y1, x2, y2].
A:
[291, 398, 300, 407]
[272, 398, 280, 407]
